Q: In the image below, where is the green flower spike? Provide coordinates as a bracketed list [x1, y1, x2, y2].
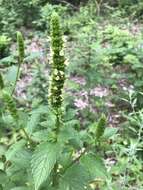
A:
[95, 114, 106, 141]
[11, 31, 25, 95]
[17, 31, 25, 63]
[49, 12, 66, 111]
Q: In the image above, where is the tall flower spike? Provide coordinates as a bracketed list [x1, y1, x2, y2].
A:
[95, 114, 106, 141]
[49, 12, 66, 110]
[17, 31, 25, 63]
[11, 32, 25, 95]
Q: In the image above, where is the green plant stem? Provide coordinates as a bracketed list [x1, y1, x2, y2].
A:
[11, 61, 21, 96]
[52, 111, 61, 187]
[95, 0, 102, 17]
[4, 160, 11, 171]
[21, 128, 34, 145]
[55, 111, 61, 136]
[52, 162, 59, 187]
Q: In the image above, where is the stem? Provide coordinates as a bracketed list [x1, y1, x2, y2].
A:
[21, 128, 34, 145]
[52, 110, 61, 187]
[95, 0, 103, 17]
[4, 160, 11, 171]
[55, 110, 61, 136]
[52, 162, 59, 187]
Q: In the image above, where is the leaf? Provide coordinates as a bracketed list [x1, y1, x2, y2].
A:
[0, 55, 16, 65]
[5, 65, 18, 83]
[64, 109, 77, 121]
[6, 164, 29, 185]
[32, 129, 50, 142]
[0, 144, 7, 157]
[10, 187, 31, 190]
[0, 170, 7, 184]
[10, 149, 31, 168]
[59, 164, 90, 190]
[40, 111, 56, 129]
[18, 111, 28, 129]
[26, 106, 47, 135]
[80, 154, 107, 180]
[59, 152, 72, 168]
[2, 181, 15, 190]
[31, 142, 62, 190]
[24, 52, 41, 62]
[5, 140, 26, 161]
[102, 127, 118, 139]
[26, 112, 40, 135]
[64, 120, 80, 129]
[59, 126, 83, 148]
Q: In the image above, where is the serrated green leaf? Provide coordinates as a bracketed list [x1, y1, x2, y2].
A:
[59, 152, 72, 168]
[102, 127, 118, 139]
[11, 149, 31, 168]
[0, 55, 16, 65]
[40, 110, 56, 129]
[0, 170, 8, 184]
[31, 142, 61, 190]
[26, 106, 47, 135]
[32, 129, 49, 142]
[2, 181, 15, 190]
[59, 126, 83, 148]
[64, 120, 80, 128]
[64, 109, 77, 121]
[6, 164, 30, 185]
[24, 52, 41, 61]
[18, 111, 28, 129]
[5, 65, 18, 83]
[59, 164, 90, 190]
[5, 140, 26, 161]
[80, 154, 107, 180]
